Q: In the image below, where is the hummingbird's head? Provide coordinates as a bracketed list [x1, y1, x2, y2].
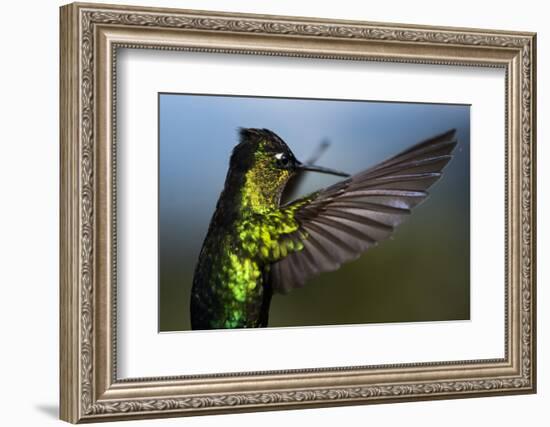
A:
[227, 128, 348, 211]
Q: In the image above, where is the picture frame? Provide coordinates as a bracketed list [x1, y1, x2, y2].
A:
[59, 2, 537, 423]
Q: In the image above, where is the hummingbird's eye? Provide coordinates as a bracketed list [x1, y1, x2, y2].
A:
[274, 152, 289, 167]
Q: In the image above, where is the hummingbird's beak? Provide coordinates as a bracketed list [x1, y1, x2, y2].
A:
[295, 161, 350, 178]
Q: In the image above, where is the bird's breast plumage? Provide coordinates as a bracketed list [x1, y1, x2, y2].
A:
[190, 209, 306, 330]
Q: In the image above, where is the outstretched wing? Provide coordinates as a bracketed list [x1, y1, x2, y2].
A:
[270, 129, 458, 294]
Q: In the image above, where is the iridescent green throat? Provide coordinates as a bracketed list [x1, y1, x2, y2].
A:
[238, 147, 290, 213]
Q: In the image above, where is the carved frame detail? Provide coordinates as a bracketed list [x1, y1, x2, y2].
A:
[60, 2, 536, 423]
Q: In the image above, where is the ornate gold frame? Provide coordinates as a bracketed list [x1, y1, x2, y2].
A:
[60, 2, 537, 423]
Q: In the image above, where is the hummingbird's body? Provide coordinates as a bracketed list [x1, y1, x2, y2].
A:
[190, 128, 458, 330]
[190, 129, 309, 329]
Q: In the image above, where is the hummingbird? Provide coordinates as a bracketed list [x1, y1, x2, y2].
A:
[190, 128, 458, 330]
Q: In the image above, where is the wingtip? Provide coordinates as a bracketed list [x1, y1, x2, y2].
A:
[442, 128, 457, 139]
[436, 128, 458, 144]
[435, 128, 459, 155]
[446, 128, 458, 143]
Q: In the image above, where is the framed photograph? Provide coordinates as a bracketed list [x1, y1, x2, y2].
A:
[60, 2, 537, 423]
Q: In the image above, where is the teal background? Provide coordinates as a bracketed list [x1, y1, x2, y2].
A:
[159, 94, 470, 331]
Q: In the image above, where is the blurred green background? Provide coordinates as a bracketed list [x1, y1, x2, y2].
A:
[159, 94, 470, 331]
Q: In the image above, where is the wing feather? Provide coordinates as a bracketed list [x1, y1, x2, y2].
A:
[271, 129, 458, 294]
